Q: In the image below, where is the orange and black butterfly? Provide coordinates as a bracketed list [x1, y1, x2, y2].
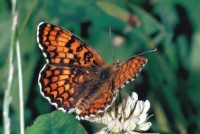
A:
[37, 22, 147, 119]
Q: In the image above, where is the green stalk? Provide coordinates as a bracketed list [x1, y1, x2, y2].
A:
[16, 40, 24, 134]
[19, 0, 39, 36]
[3, 0, 18, 133]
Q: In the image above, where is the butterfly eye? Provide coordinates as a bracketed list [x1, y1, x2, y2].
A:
[100, 71, 110, 79]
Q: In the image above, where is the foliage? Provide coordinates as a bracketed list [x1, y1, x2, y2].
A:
[25, 111, 87, 134]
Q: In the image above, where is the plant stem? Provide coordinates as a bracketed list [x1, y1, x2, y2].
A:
[19, 0, 39, 36]
[3, 12, 18, 134]
[16, 40, 24, 134]
[3, 0, 18, 133]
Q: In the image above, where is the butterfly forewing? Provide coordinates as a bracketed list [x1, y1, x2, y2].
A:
[37, 22, 105, 68]
[114, 56, 147, 90]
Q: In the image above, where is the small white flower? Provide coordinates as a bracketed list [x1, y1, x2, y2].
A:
[96, 128, 108, 134]
[108, 119, 122, 133]
[88, 92, 153, 134]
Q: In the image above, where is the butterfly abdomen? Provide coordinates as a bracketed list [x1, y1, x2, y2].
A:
[75, 65, 114, 114]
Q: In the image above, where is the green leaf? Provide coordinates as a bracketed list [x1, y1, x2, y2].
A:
[25, 111, 87, 134]
[96, 1, 129, 24]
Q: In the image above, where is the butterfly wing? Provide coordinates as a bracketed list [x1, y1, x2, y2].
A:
[114, 56, 147, 90]
[76, 84, 117, 119]
[37, 22, 105, 68]
[39, 64, 96, 112]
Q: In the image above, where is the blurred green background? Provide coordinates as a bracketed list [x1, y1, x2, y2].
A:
[1, 0, 200, 133]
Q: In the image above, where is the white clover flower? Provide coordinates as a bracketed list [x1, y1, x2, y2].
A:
[87, 92, 152, 134]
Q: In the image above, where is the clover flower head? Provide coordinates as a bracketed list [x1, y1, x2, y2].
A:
[87, 92, 152, 134]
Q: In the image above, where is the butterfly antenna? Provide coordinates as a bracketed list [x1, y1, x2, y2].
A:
[109, 26, 116, 62]
[135, 48, 157, 57]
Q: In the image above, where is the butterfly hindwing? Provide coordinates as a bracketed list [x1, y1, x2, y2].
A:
[37, 22, 105, 68]
[77, 84, 117, 119]
[39, 64, 94, 112]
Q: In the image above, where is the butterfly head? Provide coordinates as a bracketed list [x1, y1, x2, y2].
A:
[100, 65, 115, 80]
[113, 58, 121, 67]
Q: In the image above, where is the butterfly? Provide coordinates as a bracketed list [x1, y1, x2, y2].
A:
[37, 22, 147, 120]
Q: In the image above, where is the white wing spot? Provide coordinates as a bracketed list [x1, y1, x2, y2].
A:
[38, 44, 43, 50]
[131, 78, 135, 81]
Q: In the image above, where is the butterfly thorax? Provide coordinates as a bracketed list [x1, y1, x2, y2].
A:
[75, 65, 115, 114]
